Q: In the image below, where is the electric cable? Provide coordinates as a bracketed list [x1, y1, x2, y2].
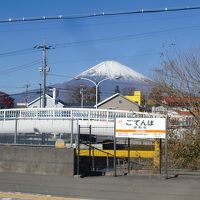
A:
[0, 59, 41, 75]
[0, 6, 200, 23]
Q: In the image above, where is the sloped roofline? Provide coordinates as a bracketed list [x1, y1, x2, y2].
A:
[28, 94, 65, 106]
[94, 93, 139, 108]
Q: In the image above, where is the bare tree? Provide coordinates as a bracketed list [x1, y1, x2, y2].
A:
[114, 85, 121, 94]
[69, 85, 98, 107]
[154, 49, 200, 170]
[0, 92, 14, 108]
[122, 86, 136, 96]
[154, 49, 200, 125]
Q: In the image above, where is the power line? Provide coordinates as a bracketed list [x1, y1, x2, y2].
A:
[47, 52, 159, 74]
[0, 48, 39, 57]
[48, 73, 72, 78]
[0, 25, 196, 62]
[0, 85, 30, 89]
[0, 6, 200, 24]
[1, 13, 199, 35]
[0, 23, 200, 60]
[0, 59, 41, 75]
[52, 24, 200, 49]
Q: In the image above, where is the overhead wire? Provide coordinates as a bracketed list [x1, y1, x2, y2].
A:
[0, 48, 39, 57]
[0, 6, 200, 23]
[1, 5, 200, 95]
[0, 59, 41, 75]
[0, 85, 28, 89]
[1, 12, 200, 36]
[52, 24, 200, 49]
[0, 7, 200, 59]
[0, 23, 199, 60]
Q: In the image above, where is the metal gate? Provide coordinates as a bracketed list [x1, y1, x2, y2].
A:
[75, 125, 162, 176]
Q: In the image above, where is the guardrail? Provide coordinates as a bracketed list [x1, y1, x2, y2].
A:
[0, 108, 163, 122]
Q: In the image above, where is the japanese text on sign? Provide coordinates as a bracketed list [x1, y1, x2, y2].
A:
[115, 118, 166, 139]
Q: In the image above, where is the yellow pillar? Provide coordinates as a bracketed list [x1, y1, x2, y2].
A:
[153, 139, 161, 169]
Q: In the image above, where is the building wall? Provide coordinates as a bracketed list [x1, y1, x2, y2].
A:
[28, 96, 64, 108]
[125, 90, 141, 106]
[0, 145, 74, 176]
[98, 96, 139, 111]
[152, 105, 167, 114]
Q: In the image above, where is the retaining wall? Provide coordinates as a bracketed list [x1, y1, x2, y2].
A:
[0, 145, 74, 176]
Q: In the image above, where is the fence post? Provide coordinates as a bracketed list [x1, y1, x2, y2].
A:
[76, 125, 80, 175]
[3, 110, 5, 120]
[70, 118, 74, 148]
[159, 139, 162, 174]
[14, 118, 17, 144]
[41, 132, 45, 144]
[153, 139, 161, 170]
[128, 138, 130, 173]
[89, 125, 92, 173]
[165, 117, 168, 179]
[107, 154, 109, 171]
[113, 117, 117, 177]
[92, 146, 95, 171]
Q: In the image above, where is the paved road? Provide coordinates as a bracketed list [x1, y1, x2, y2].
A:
[0, 173, 200, 200]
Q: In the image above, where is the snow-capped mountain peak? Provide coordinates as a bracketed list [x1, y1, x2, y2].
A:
[77, 60, 150, 82]
[13, 60, 153, 105]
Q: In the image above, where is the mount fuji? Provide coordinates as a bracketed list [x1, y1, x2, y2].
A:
[76, 60, 150, 83]
[54, 60, 154, 102]
[12, 61, 154, 105]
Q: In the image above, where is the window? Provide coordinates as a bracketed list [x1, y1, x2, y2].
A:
[108, 107, 116, 110]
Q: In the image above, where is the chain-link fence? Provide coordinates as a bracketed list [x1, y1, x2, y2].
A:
[0, 132, 74, 146]
[161, 123, 200, 176]
[1, 119, 199, 177]
[75, 125, 163, 176]
[75, 123, 200, 177]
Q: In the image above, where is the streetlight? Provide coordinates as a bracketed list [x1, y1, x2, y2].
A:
[75, 76, 121, 109]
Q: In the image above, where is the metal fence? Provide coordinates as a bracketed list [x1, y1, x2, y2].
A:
[1, 108, 199, 177]
[161, 124, 200, 177]
[0, 132, 73, 146]
[75, 125, 162, 176]
[75, 123, 200, 177]
[0, 107, 163, 121]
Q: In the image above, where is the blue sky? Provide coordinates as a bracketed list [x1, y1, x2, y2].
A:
[1, 0, 200, 94]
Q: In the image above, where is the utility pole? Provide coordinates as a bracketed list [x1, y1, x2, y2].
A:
[25, 83, 30, 107]
[80, 88, 84, 108]
[34, 44, 51, 108]
[39, 83, 42, 108]
[79, 85, 85, 108]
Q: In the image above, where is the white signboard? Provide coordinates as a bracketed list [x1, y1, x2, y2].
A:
[115, 118, 166, 139]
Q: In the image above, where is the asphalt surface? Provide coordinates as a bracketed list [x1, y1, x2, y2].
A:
[0, 172, 200, 200]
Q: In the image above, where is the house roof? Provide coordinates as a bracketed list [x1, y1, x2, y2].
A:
[176, 110, 192, 116]
[163, 96, 200, 106]
[28, 94, 66, 106]
[95, 93, 139, 108]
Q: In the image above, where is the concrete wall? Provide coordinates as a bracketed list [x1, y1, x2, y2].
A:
[0, 145, 74, 176]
